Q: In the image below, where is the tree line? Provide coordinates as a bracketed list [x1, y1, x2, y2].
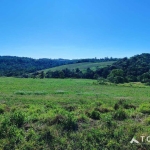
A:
[32, 53, 150, 85]
[0, 56, 76, 77]
[0, 56, 119, 77]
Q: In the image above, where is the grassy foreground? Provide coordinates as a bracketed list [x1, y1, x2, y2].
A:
[0, 77, 150, 149]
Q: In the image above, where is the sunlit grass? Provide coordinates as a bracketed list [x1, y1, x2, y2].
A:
[0, 77, 150, 149]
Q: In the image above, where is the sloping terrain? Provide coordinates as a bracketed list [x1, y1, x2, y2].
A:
[43, 61, 115, 72]
[0, 56, 75, 76]
[95, 53, 150, 83]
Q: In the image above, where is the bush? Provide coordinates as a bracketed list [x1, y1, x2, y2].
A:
[144, 117, 150, 125]
[114, 99, 136, 110]
[39, 127, 53, 144]
[94, 107, 112, 113]
[0, 104, 6, 114]
[139, 103, 150, 114]
[64, 105, 77, 112]
[106, 140, 120, 149]
[50, 115, 65, 125]
[90, 110, 101, 120]
[63, 114, 78, 131]
[97, 77, 107, 85]
[10, 111, 25, 127]
[77, 114, 88, 123]
[124, 104, 136, 110]
[114, 99, 126, 110]
[113, 109, 128, 121]
[95, 101, 103, 107]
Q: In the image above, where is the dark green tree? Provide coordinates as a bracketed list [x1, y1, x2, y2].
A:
[107, 69, 124, 83]
[39, 71, 45, 79]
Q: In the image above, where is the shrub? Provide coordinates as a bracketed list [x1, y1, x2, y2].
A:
[97, 77, 107, 85]
[139, 103, 150, 114]
[63, 114, 78, 131]
[77, 114, 88, 123]
[94, 107, 112, 113]
[106, 140, 120, 149]
[8, 125, 23, 141]
[114, 99, 126, 110]
[90, 110, 101, 120]
[144, 117, 150, 125]
[14, 90, 47, 95]
[54, 90, 67, 94]
[103, 115, 116, 128]
[64, 105, 77, 112]
[124, 104, 136, 110]
[114, 99, 136, 110]
[10, 111, 25, 127]
[114, 103, 120, 110]
[50, 115, 66, 125]
[113, 109, 128, 121]
[95, 101, 103, 107]
[0, 104, 6, 114]
[0, 117, 11, 138]
[38, 127, 53, 144]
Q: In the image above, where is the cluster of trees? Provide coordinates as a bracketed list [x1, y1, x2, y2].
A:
[0, 56, 119, 77]
[76, 57, 119, 63]
[1, 54, 150, 85]
[32, 53, 150, 85]
[97, 53, 150, 84]
[31, 68, 97, 79]
[0, 56, 76, 77]
[107, 53, 150, 84]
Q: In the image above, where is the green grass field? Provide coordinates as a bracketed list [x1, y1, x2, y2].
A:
[42, 61, 115, 72]
[0, 77, 150, 149]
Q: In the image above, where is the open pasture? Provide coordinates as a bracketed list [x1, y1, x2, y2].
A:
[0, 77, 150, 149]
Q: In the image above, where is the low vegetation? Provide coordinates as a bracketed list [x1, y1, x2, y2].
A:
[0, 77, 150, 149]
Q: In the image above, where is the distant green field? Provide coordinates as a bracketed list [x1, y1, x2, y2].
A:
[43, 61, 115, 72]
[0, 77, 150, 149]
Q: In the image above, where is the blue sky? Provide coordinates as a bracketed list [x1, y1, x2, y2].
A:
[0, 0, 150, 59]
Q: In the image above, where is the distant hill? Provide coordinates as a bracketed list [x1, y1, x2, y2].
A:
[38, 53, 150, 83]
[0, 56, 119, 77]
[0, 56, 75, 77]
[42, 61, 116, 72]
[95, 53, 150, 83]
[112, 53, 150, 77]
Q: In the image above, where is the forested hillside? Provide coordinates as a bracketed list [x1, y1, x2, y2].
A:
[95, 53, 150, 84]
[0, 56, 75, 77]
[35, 53, 150, 85]
[0, 56, 118, 77]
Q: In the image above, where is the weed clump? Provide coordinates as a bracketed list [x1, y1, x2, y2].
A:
[144, 117, 150, 125]
[94, 107, 112, 113]
[54, 90, 67, 94]
[64, 105, 77, 112]
[114, 99, 136, 110]
[50, 115, 66, 125]
[63, 114, 78, 131]
[139, 103, 150, 114]
[95, 101, 103, 107]
[39, 127, 53, 144]
[113, 109, 128, 121]
[0, 104, 6, 114]
[10, 111, 25, 127]
[90, 110, 101, 120]
[14, 90, 47, 95]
